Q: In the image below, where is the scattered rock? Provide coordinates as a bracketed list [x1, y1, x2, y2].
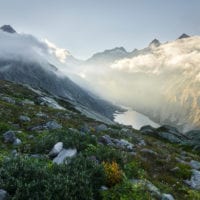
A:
[139, 140, 146, 146]
[3, 131, 16, 143]
[95, 124, 108, 133]
[161, 193, 175, 200]
[53, 148, 77, 164]
[113, 138, 134, 151]
[21, 99, 35, 105]
[99, 135, 134, 151]
[100, 186, 108, 191]
[30, 154, 43, 159]
[29, 120, 62, 131]
[37, 96, 65, 110]
[36, 112, 48, 118]
[1, 96, 15, 104]
[11, 149, 18, 156]
[189, 160, 200, 170]
[13, 138, 22, 145]
[45, 121, 62, 130]
[80, 123, 90, 133]
[99, 135, 113, 146]
[0, 189, 8, 200]
[88, 156, 99, 164]
[141, 125, 189, 144]
[185, 169, 200, 190]
[140, 125, 156, 135]
[130, 179, 161, 198]
[170, 167, 180, 172]
[120, 128, 132, 136]
[140, 148, 158, 156]
[27, 135, 34, 139]
[49, 142, 63, 158]
[19, 115, 31, 122]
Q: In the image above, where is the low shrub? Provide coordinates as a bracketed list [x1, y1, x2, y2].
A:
[174, 163, 192, 179]
[0, 155, 105, 200]
[101, 180, 151, 200]
[187, 190, 200, 200]
[32, 129, 97, 154]
[124, 160, 146, 179]
[103, 161, 123, 187]
[84, 145, 128, 167]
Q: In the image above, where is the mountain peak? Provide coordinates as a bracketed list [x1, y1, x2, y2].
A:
[105, 46, 127, 53]
[149, 39, 160, 48]
[178, 33, 190, 39]
[0, 25, 16, 33]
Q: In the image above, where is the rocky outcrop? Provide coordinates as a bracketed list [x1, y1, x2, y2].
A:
[0, 189, 8, 200]
[185, 169, 200, 190]
[48, 142, 63, 158]
[29, 120, 62, 131]
[53, 148, 77, 164]
[99, 135, 134, 151]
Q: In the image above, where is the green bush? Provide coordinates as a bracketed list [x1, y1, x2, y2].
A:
[84, 145, 128, 167]
[124, 160, 146, 179]
[187, 190, 200, 200]
[174, 163, 192, 179]
[32, 129, 97, 154]
[0, 122, 10, 133]
[0, 155, 105, 200]
[101, 180, 151, 200]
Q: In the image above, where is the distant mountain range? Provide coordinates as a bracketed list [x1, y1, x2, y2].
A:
[0, 24, 199, 132]
[73, 32, 200, 132]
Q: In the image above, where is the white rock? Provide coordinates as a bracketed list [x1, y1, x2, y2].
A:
[189, 160, 200, 170]
[53, 148, 77, 164]
[19, 115, 31, 122]
[161, 193, 174, 200]
[0, 189, 8, 200]
[13, 138, 22, 145]
[49, 142, 63, 158]
[185, 169, 200, 190]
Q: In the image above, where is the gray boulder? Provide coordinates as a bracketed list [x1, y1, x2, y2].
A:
[130, 179, 161, 198]
[49, 142, 63, 158]
[0, 189, 8, 200]
[140, 125, 156, 135]
[185, 169, 200, 190]
[99, 135, 113, 145]
[99, 135, 134, 151]
[113, 138, 134, 151]
[3, 131, 16, 143]
[29, 120, 62, 131]
[1, 96, 15, 104]
[189, 160, 200, 170]
[13, 138, 22, 145]
[161, 194, 174, 200]
[19, 115, 31, 122]
[53, 148, 77, 164]
[21, 99, 35, 105]
[140, 148, 158, 156]
[36, 112, 48, 118]
[45, 121, 62, 130]
[96, 124, 108, 133]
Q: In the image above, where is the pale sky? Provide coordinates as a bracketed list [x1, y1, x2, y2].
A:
[0, 0, 199, 59]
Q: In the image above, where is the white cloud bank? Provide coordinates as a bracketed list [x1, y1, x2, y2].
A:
[0, 30, 71, 67]
[111, 36, 200, 80]
[76, 36, 200, 131]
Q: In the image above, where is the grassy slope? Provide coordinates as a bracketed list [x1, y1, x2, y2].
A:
[0, 80, 200, 199]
